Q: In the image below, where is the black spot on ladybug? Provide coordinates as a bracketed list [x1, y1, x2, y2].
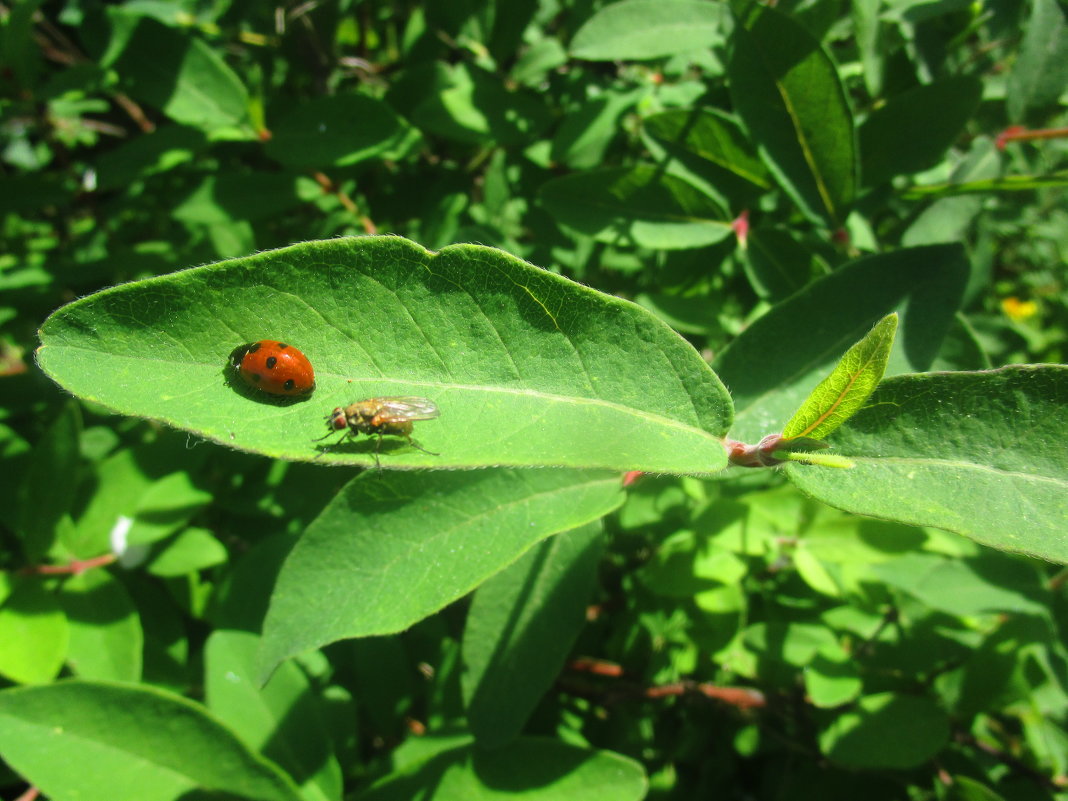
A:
[284, 379, 295, 391]
[266, 356, 277, 369]
[247, 342, 261, 354]
[278, 343, 290, 350]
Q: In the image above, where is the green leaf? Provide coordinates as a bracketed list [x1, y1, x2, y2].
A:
[38, 236, 732, 473]
[111, 16, 253, 135]
[361, 737, 647, 801]
[539, 165, 733, 250]
[785, 366, 1068, 563]
[871, 552, 1049, 618]
[59, 570, 142, 682]
[728, 2, 856, 225]
[819, 692, 949, 769]
[1006, 0, 1068, 122]
[171, 173, 315, 225]
[0, 579, 69, 684]
[265, 95, 420, 168]
[742, 226, 824, 301]
[570, 0, 725, 61]
[858, 76, 982, 187]
[205, 630, 342, 801]
[642, 107, 772, 209]
[258, 468, 623, 681]
[412, 64, 551, 146]
[0, 680, 303, 801]
[782, 313, 898, 440]
[715, 245, 966, 443]
[463, 522, 604, 748]
[146, 526, 228, 577]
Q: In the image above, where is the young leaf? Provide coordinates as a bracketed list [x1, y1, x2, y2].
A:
[781, 313, 898, 440]
[0, 579, 69, 685]
[37, 236, 732, 474]
[463, 522, 604, 748]
[785, 366, 1068, 563]
[728, 2, 856, 226]
[570, 0, 725, 61]
[539, 165, 733, 250]
[258, 468, 623, 682]
[0, 680, 303, 801]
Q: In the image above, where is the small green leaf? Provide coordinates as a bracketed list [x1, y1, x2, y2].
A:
[786, 366, 1068, 563]
[464, 522, 604, 748]
[59, 570, 142, 682]
[38, 236, 732, 474]
[146, 526, 228, 577]
[258, 468, 623, 682]
[728, 2, 856, 225]
[0, 680, 303, 801]
[0, 579, 69, 685]
[570, 0, 725, 61]
[539, 165, 733, 250]
[781, 313, 898, 440]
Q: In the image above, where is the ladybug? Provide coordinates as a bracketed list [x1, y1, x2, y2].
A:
[230, 340, 315, 396]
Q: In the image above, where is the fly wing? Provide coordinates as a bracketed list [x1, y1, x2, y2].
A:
[376, 396, 441, 421]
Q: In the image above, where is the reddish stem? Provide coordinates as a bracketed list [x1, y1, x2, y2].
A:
[20, 553, 117, 576]
[996, 125, 1068, 151]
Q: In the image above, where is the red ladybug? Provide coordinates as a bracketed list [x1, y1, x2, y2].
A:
[230, 340, 315, 396]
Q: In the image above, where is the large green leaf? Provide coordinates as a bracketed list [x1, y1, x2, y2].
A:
[361, 737, 647, 801]
[258, 468, 623, 681]
[786, 366, 1068, 563]
[37, 236, 732, 474]
[714, 245, 967, 443]
[0, 680, 303, 801]
[728, 2, 856, 225]
[463, 522, 604, 747]
[570, 0, 725, 60]
[539, 165, 733, 250]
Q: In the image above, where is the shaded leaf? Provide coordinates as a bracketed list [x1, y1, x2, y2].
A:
[859, 76, 982, 187]
[361, 736, 647, 801]
[265, 95, 420, 169]
[539, 165, 733, 250]
[59, 570, 142, 682]
[258, 468, 623, 681]
[464, 522, 604, 747]
[206, 630, 342, 801]
[728, 3, 856, 225]
[820, 692, 949, 769]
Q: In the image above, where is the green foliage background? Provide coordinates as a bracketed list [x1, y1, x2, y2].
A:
[2, 1, 1068, 800]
